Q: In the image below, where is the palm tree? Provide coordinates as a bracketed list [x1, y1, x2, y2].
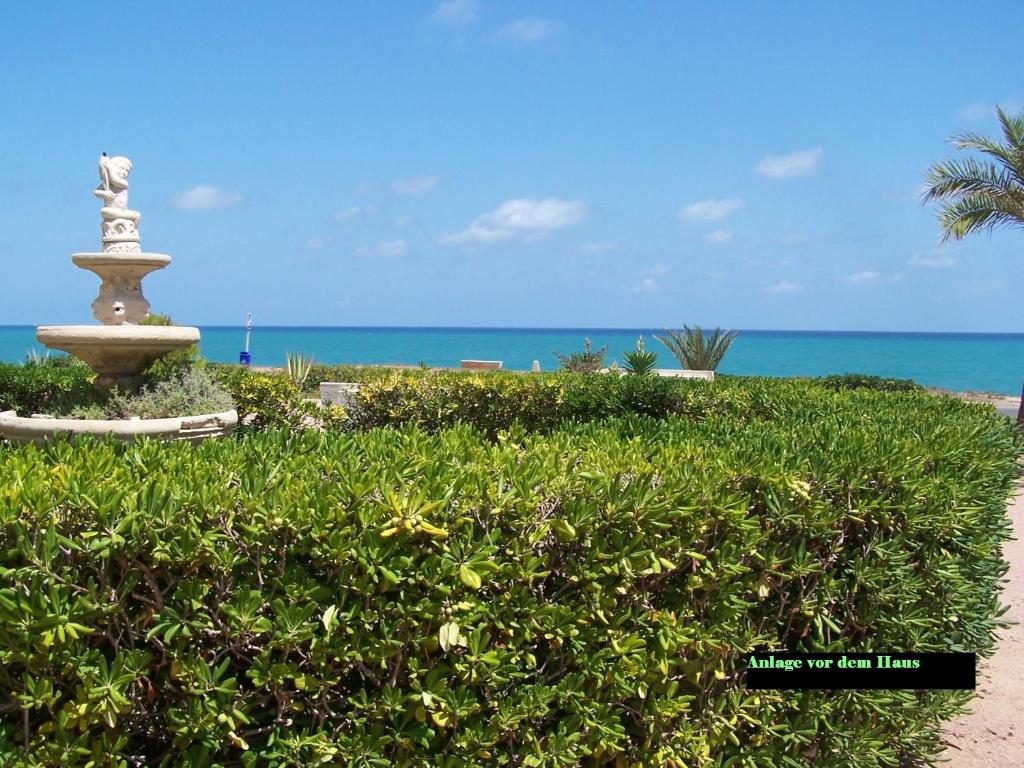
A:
[923, 107, 1024, 423]
[654, 325, 738, 371]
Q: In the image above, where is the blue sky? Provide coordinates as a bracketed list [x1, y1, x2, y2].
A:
[2, 1, 1022, 331]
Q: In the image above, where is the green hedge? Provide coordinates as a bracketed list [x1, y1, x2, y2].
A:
[0, 387, 1019, 766]
[0, 360, 95, 415]
[816, 373, 924, 392]
[211, 369, 346, 431]
[349, 371, 780, 435]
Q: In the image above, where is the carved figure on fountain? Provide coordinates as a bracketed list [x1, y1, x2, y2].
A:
[95, 153, 141, 254]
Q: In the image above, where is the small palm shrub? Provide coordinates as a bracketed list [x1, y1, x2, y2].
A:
[622, 335, 658, 375]
[285, 352, 315, 387]
[655, 325, 738, 370]
[554, 337, 608, 372]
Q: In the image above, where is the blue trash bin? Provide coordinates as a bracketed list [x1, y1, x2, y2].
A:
[239, 351, 251, 366]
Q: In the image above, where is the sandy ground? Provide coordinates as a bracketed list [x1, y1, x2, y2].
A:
[942, 482, 1024, 765]
[933, 388, 1022, 420]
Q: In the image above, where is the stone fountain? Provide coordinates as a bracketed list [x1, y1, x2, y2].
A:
[36, 154, 200, 390]
[0, 155, 237, 443]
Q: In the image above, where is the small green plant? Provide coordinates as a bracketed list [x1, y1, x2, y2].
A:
[140, 312, 202, 383]
[622, 335, 658, 375]
[655, 325, 738, 370]
[24, 349, 51, 366]
[554, 337, 608, 372]
[286, 352, 316, 387]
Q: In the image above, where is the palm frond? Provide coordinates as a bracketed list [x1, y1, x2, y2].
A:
[923, 107, 1024, 240]
[952, 132, 1023, 178]
[996, 106, 1024, 149]
[922, 157, 1018, 201]
[937, 193, 1024, 241]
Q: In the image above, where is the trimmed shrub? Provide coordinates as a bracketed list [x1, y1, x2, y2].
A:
[0, 389, 1019, 766]
[217, 370, 346, 430]
[351, 371, 776, 435]
[0, 359, 96, 415]
[817, 373, 923, 392]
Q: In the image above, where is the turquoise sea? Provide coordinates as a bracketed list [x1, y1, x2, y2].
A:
[2, 326, 1023, 395]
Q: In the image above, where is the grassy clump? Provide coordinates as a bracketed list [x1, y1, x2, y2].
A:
[0, 384, 1018, 766]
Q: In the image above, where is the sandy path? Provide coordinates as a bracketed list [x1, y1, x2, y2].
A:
[942, 482, 1024, 765]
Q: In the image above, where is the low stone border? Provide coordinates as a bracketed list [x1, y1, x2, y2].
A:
[0, 409, 238, 444]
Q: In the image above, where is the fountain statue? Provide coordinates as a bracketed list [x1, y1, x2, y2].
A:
[35, 154, 200, 390]
[0, 155, 237, 443]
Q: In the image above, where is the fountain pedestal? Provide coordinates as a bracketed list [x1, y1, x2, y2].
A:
[72, 252, 170, 324]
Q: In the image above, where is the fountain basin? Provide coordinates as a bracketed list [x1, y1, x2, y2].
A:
[72, 252, 171, 272]
[0, 409, 238, 445]
[37, 324, 200, 389]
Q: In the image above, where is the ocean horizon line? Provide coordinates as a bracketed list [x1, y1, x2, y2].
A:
[1, 324, 1023, 338]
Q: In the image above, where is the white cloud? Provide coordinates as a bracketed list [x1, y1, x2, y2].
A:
[334, 205, 375, 222]
[394, 216, 415, 228]
[967, 278, 1005, 293]
[500, 17, 563, 43]
[644, 264, 670, 276]
[766, 280, 802, 293]
[170, 184, 243, 211]
[393, 176, 440, 196]
[847, 270, 880, 284]
[779, 233, 811, 246]
[910, 252, 956, 268]
[581, 241, 615, 255]
[632, 277, 659, 294]
[354, 239, 408, 258]
[756, 147, 823, 179]
[957, 101, 992, 123]
[432, 0, 477, 26]
[442, 198, 586, 245]
[957, 98, 1022, 124]
[304, 234, 334, 250]
[704, 229, 734, 245]
[679, 198, 744, 222]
